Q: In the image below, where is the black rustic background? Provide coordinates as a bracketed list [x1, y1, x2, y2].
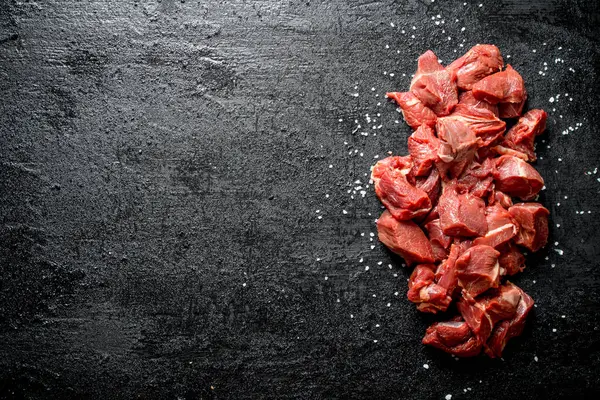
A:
[1, 0, 599, 399]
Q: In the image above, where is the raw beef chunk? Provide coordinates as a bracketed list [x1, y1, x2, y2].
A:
[410, 50, 458, 116]
[447, 44, 504, 90]
[502, 109, 548, 161]
[508, 203, 550, 252]
[493, 155, 544, 200]
[386, 91, 438, 129]
[376, 210, 434, 265]
[456, 244, 501, 298]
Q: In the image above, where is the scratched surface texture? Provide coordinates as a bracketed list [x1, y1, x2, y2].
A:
[1, 0, 599, 399]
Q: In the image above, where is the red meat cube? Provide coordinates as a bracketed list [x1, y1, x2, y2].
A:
[386, 91, 437, 129]
[458, 90, 499, 116]
[484, 286, 534, 358]
[408, 124, 440, 177]
[457, 282, 521, 344]
[473, 204, 518, 248]
[376, 210, 434, 265]
[438, 183, 488, 237]
[497, 242, 526, 276]
[472, 65, 527, 118]
[410, 50, 458, 116]
[407, 264, 452, 313]
[455, 244, 501, 298]
[502, 109, 548, 161]
[493, 155, 544, 201]
[508, 203, 550, 252]
[422, 317, 482, 357]
[447, 44, 504, 90]
[372, 156, 432, 220]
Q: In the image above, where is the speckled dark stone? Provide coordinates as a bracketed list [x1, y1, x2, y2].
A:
[1, 0, 599, 399]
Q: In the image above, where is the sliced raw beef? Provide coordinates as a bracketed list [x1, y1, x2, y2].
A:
[386, 91, 438, 129]
[438, 183, 488, 237]
[502, 109, 548, 161]
[472, 65, 527, 118]
[455, 244, 501, 298]
[410, 50, 458, 116]
[473, 204, 518, 248]
[447, 44, 504, 90]
[493, 155, 544, 200]
[508, 203, 550, 252]
[407, 264, 452, 313]
[484, 286, 534, 358]
[408, 125, 440, 177]
[377, 210, 434, 265]
[422, 318, 482, 357]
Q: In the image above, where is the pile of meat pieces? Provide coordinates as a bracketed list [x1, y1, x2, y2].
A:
[373, 45, 549, 358]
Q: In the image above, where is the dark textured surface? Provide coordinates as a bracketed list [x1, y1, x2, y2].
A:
[1, 0, 600, 399]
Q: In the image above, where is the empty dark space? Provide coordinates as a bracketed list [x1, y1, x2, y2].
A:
[1, 0, 599, 399]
